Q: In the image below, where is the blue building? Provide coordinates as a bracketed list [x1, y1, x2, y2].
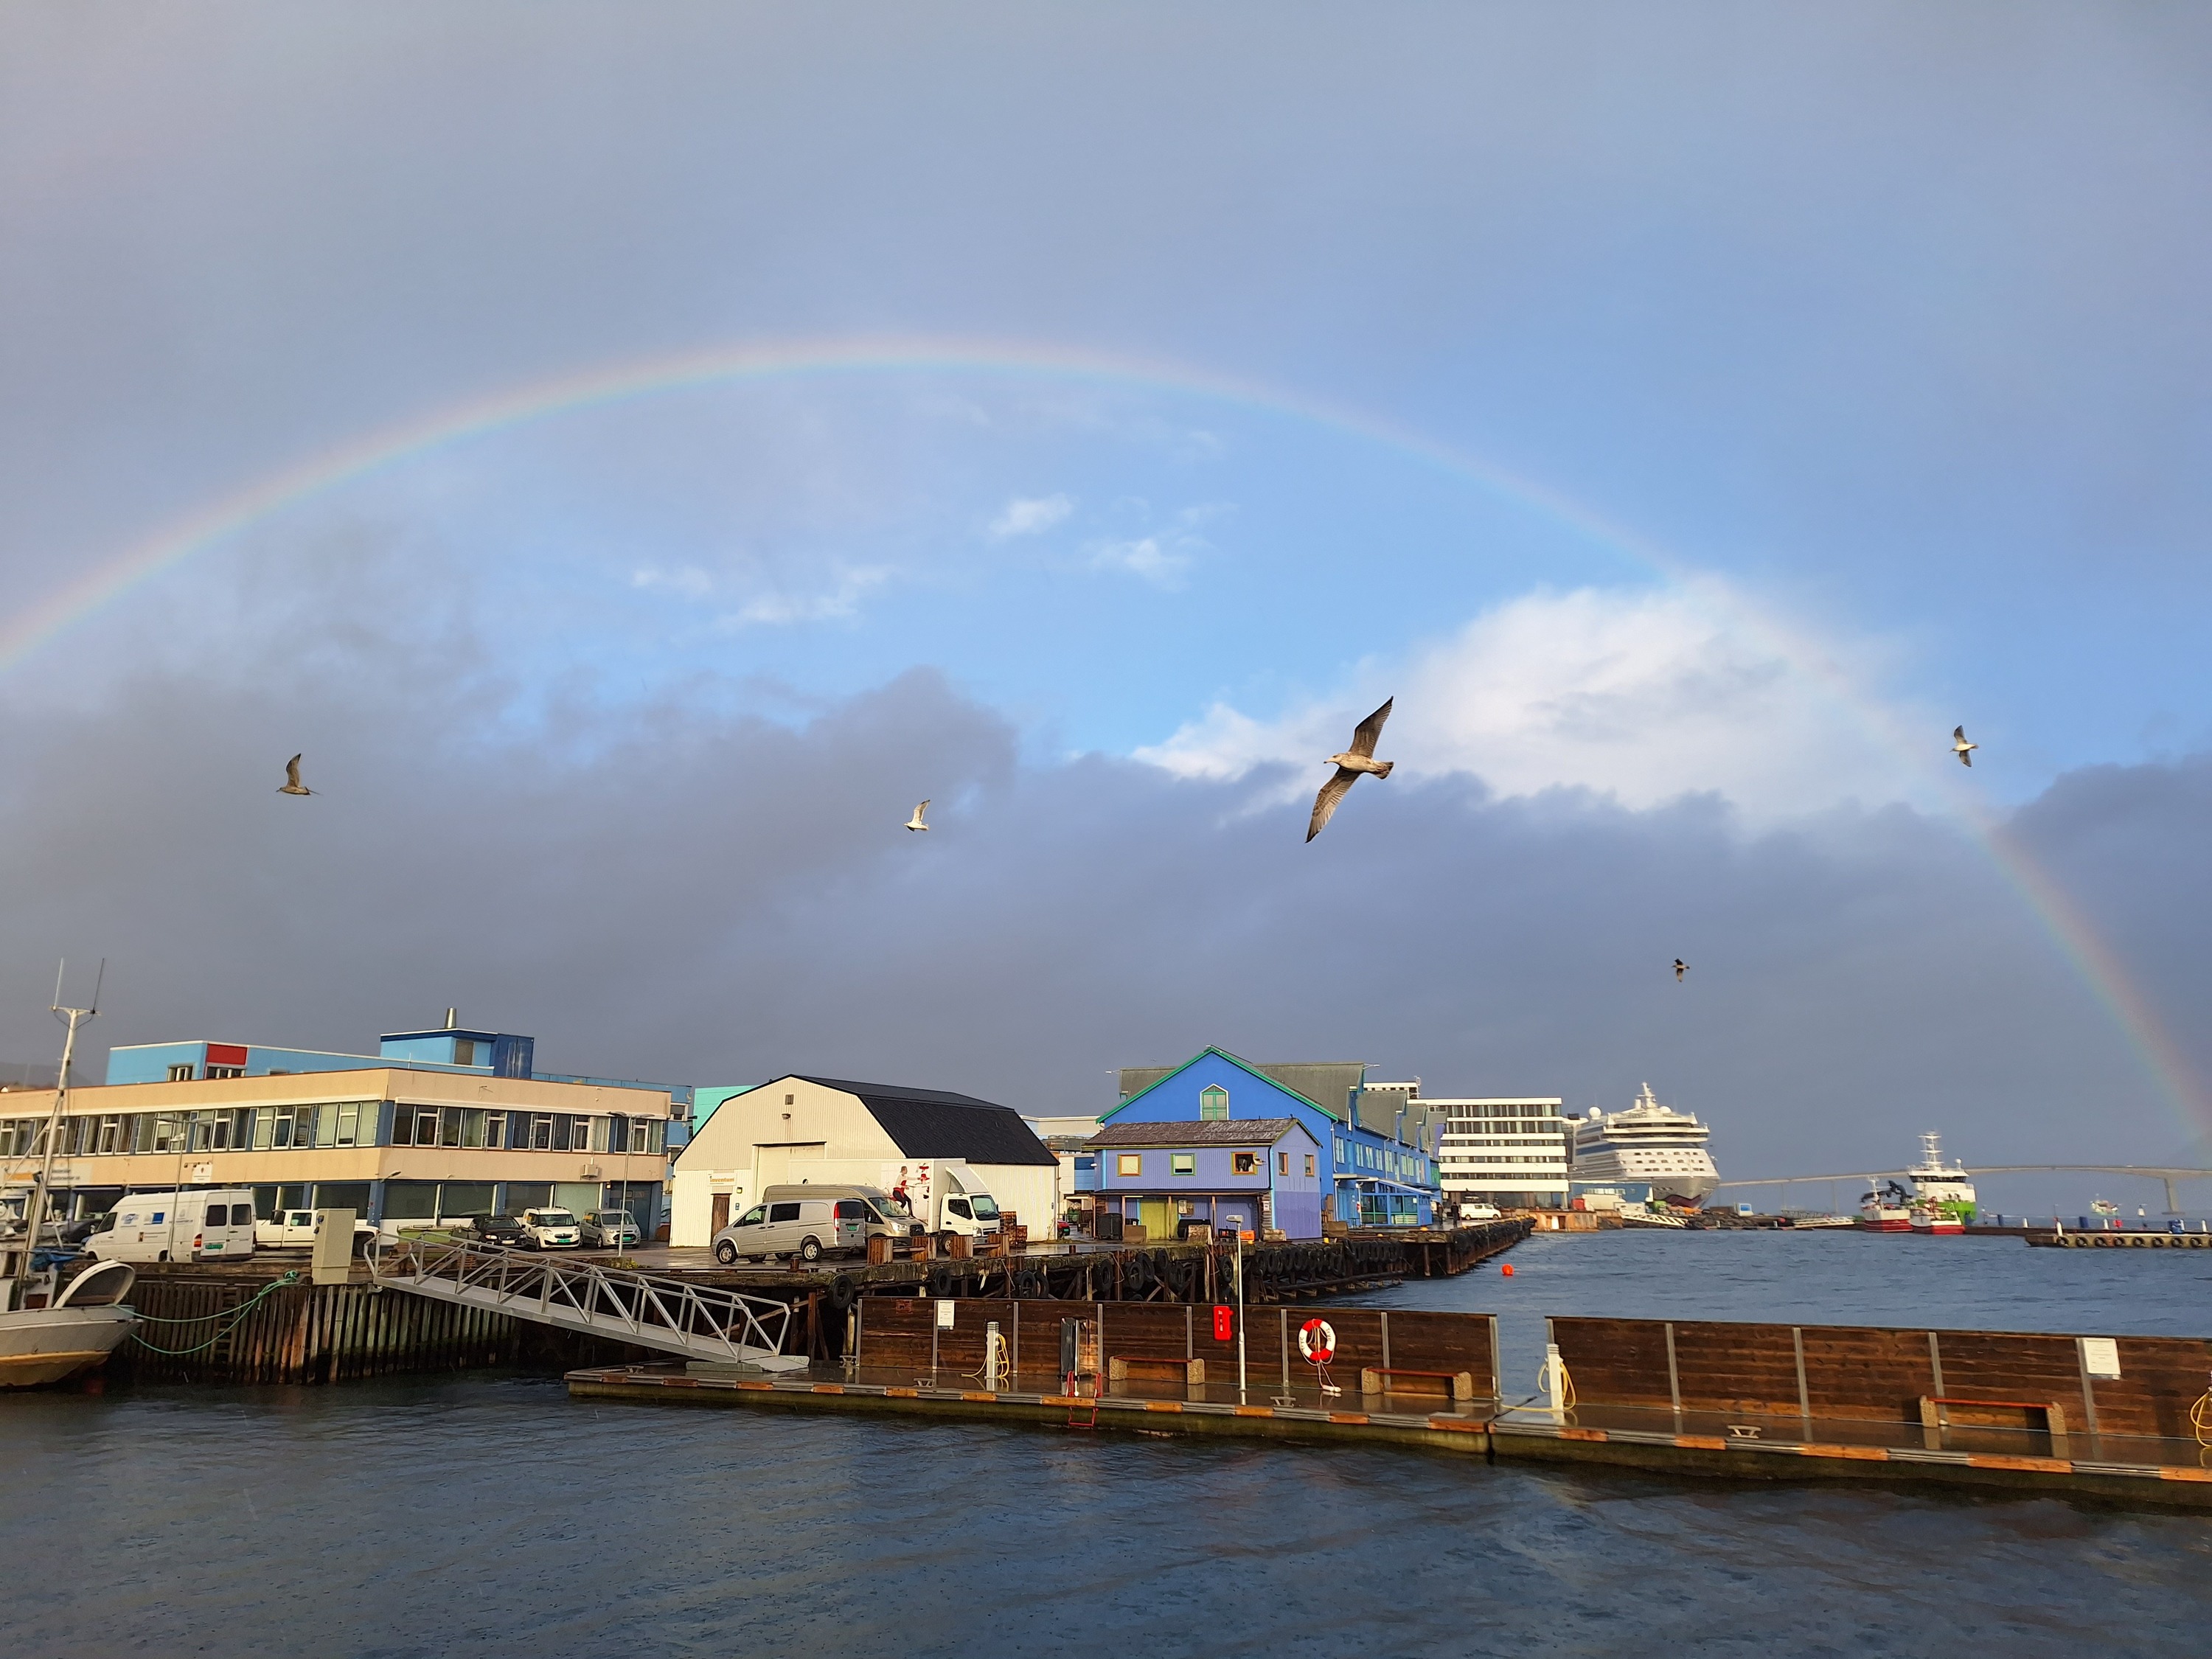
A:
[1085, 1117, 1323, 1239]
[1100, 1049, 1439, 1228]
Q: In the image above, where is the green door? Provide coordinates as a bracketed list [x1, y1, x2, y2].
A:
[1140, 1198, 1175, 1241]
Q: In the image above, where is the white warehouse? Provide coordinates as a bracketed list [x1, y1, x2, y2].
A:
[670, 1074, 1061, 1246]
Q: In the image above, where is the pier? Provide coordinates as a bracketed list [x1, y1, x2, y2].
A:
[568, 1303, 2212, 1510]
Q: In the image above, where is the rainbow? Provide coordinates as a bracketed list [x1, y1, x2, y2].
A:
[1, 333, 2201, 1137]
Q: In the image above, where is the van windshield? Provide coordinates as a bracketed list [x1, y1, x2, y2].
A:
[536, 1211, 577, 1226]
[969, 1196, 1001, 1220]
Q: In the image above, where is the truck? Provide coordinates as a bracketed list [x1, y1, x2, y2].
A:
[879, 1161, 1003, 1240]
[88, 1189, 257, 1265]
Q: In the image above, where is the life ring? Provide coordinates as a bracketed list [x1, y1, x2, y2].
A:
[1298, 1317, 1336, 1365]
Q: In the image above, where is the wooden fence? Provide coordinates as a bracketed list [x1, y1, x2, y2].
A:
[1550, 1316, 2212, 1440]
[855, 1297, 1499, 1397]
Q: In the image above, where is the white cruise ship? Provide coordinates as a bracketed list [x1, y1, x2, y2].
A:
[1571, 1083, 1721, 1206]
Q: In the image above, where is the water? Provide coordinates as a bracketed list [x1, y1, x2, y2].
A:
[7, 1231, 2212, 1658]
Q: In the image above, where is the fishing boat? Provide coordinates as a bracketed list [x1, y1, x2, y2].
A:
[1857, 1178, 1913, 1231]
[0, 965, 141, 1385]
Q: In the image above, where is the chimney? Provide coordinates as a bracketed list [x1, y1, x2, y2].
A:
[444, 1008, 458, 1030]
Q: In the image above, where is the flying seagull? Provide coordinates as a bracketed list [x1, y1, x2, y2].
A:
[1306, 697, 1394, 842]
[277, 754, 315, 796]
[1951, 726, 1977, 768]
[905, 800, 930, 832]
[1674, 958, 1688, 983]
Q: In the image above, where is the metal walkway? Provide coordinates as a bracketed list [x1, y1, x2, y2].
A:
[367, 1237, 808, 1370]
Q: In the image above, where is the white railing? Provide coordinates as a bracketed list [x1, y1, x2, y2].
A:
[368, 1236, 807, 1370]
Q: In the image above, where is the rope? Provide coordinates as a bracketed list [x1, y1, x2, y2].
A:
[1537, 1354, 1577, 1411]
[2190, 1381, 2212, 1450]
[128, 1270, 303, 1356]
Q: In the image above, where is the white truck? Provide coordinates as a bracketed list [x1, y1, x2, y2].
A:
[88, 1189, 258, 1265]
[886, 1161, 1002, 1240]
[256, 1207, 380, 1254]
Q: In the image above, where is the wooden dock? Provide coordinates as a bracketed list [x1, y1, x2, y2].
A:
[568, 1302, 2212, 1510]
[2029, 1230, 2212, 1249]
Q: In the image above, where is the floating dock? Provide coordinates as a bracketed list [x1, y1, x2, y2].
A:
[568, 1303, 2212, 1509]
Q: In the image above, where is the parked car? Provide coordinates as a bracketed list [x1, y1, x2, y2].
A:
[1460, 1204, 1503, 1222]
[257, 1208, 381, 1253]
[515, 1207, 582, 1250]
[710, 1186, 911, 1265]
[463, 1213, 531, 1248]
[578, 1209, 640, 1249]
[59, 1211, 114, 1248]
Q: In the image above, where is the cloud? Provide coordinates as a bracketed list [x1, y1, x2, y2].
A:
[1135, 584, 1924, 821]
[723, 566, 893, 627]
[1088, 535, 1192, 589]
[988, 494, 1073, 538]
[0, 631, 2204, 1209]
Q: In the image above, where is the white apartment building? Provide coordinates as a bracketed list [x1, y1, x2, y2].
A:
[1430, 1096, 1570, 1211]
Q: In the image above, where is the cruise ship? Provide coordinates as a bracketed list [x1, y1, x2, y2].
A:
[1570, 1084, 1721, 1207]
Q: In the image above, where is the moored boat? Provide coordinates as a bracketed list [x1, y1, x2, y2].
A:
[0, 1259, 139, 1387]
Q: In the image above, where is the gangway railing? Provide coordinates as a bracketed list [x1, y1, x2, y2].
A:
[367, 1236, 808, 1370]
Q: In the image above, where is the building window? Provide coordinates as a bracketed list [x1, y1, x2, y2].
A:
[167, 1064, 195, 1082]
[1199, 1085, 1228, 1121]
[205, 1065, 245, 1081]
[1232, 1152, 1258, 1175]
[1305, 1155, 1315, 1178]
[453, 1039, 478, 1066]
[1279, 1152, 1290, 1176]
[1116, 1152, 1142, 1177]
[1171, 1153, 1195, 1175]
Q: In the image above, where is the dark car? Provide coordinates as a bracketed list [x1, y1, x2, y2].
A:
[58, 1212, 114, 1248]
[465, 1214, 529, 1248]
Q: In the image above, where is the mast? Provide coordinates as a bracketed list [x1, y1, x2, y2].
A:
[15, 961, 100, 1292]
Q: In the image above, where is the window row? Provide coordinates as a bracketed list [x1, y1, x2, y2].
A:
[0, 1102, 664, 1158]
[1113, 1151, 1312, 1178]
[0, 1102, 373, 1158]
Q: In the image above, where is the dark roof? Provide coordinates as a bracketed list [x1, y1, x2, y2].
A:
[794, 1076, 1059, 1167]
[1085, 1117, 1313, 1149]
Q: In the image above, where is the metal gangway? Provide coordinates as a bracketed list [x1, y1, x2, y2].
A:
[367, 1236, 810, 1371]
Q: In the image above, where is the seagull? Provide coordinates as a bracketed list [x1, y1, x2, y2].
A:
[277, 754, 315, 796]
[1674, 958, 1688, 983]
[1952, 726, 1977, 768]
[905, 800, 930, 832]
[1306, 697, 1394, 842]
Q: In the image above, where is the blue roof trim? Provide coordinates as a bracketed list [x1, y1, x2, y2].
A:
[1100, 1047, 1342, 1124]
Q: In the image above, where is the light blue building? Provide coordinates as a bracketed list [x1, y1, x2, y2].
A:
[1100, 1048, 1439, 1228]
[1085, 1116, 1323, 1239]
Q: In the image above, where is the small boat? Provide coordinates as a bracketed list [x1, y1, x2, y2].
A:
[0, 1259, 139, 1388]
[1910, 1206, 1964, 1235]
[1858, 1178, 1913, 1231]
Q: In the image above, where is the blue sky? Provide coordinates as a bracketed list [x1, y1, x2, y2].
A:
[3, 5, 2211, 1202]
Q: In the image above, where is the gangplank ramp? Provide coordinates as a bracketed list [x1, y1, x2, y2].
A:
[367, 1237, 809, 1370]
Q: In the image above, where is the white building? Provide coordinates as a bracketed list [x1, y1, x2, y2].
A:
[671, 1074, 1060, 1246]
[1429, 1096, 1570, 1210]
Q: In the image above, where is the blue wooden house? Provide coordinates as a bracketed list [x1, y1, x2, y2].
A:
[1085, 1116, 1323, 1239]
[1098, 1048, 1437, 1228]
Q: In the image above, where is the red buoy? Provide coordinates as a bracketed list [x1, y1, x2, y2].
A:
[1501, 1263, 1515, 1276]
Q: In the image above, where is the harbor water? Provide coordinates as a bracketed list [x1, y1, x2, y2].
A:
[8, 1232, 2212, 1657]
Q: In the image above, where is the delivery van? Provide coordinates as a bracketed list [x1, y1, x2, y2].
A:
[89, 1189, 257, 1264]
[710, 1184, 912, 1264]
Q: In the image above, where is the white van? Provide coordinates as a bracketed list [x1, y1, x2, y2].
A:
[711, 1185, 907, 1264]
[515, 1207, 582, 1250]
[90, 1189, 257, 1264]
[257, 1208, 379, 1253]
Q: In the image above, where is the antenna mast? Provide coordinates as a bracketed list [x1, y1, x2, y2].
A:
[15, 959, 101, 1293]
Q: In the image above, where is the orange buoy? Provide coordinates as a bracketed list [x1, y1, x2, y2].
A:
[1501, 1263, 1515, 1276]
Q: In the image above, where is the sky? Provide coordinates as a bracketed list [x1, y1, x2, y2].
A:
[4, 4, 2211, 1212]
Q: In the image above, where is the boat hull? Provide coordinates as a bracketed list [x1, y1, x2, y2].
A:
[0, 1305, 136, 1388]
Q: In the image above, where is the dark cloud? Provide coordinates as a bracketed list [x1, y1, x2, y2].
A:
[2, 636, 2201, 1211]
